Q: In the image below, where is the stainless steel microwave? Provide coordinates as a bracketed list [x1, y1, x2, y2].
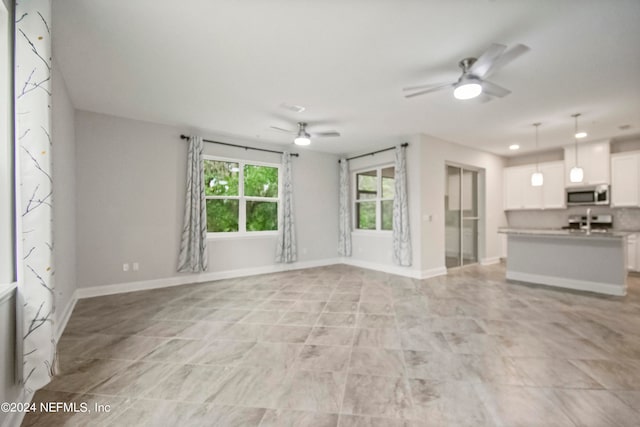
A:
[566, 184, 610, 206]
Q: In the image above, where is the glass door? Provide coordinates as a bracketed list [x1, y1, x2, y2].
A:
[445, 165, 478, 268]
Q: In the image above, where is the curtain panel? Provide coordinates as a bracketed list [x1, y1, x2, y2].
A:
[392, 145, 412, 266]
[275, 152, 297, 263]
[337, 159, 352, 256]
[15, 0, 56, 393]
[177, 136, 208, 273]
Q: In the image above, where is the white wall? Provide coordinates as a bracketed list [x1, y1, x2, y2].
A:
[419, 134, 507, 271]
[51, 60, 77, 326]
[75, 111, 339, 289]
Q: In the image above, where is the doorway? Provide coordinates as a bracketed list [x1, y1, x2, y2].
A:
[445, 165, 479, 269]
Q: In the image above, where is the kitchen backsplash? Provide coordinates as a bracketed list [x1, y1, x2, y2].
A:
[506, 207, 640, 231]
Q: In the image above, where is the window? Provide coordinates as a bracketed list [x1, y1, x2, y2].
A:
[354, 166, 395, 231]
[204, 157, 279, 235]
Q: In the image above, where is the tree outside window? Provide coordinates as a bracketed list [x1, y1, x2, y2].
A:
[355, 166, 395, 231]
[204, 158, 279, 234]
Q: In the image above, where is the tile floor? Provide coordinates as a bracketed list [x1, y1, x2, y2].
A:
[22, 263, 640, 426]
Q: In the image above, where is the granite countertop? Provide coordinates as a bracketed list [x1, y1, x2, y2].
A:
[498, 228, 637, 238]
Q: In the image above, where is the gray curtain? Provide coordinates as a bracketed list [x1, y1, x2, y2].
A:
[392, 145, 412, 266]
[276, 152, 297, 263]
[177, 136, 208, 272]
[337, 159, 352, 256]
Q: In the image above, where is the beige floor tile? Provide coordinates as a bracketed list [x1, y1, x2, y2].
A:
[142, 338, 207, 363]
[295, 345, 351, 372]
[34, 265, 640, 427]
[337, 414, 417, 426]
[399, 329, 450, 352]
[44, 357, 131, 394]
[569, 358, 640, 390]
[511, 357, 603, 388]
[353, 328, 402, 349]
[143, 364, 231, 402]
[240, 342, 302, 369]
[278, 311, 321, 326]
[260, 409, 338, 427]
[349, 348, 405, 377]
[552, 389, 640, 427]
[307, 327, 354, 346]
[262, 325, 312, 343]
[205, 366, 289, 408]
[409, 379, 495, 426]
[317, 313, 359, 327]
[357, 314, 396, 329]
[105, 401, 265, 427]
[188, 340, 256, 365]
[341, 373, 413, 419]
[277, 370, 346, 412]
[473, 383, 577, 427]
[87, 361, 178, 397]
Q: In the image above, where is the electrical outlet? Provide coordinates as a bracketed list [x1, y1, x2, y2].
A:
[133, 262, 139, 271]
[123, 263, 129, 272]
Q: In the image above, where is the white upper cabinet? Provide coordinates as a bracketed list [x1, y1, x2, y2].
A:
[611, 151, 640, 208]
[539, 161, 566, 209]
[564, 141, 610, 187]
[504, 162, 564, 210]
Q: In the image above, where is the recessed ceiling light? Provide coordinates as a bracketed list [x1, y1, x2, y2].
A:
[509, 144, 520, 150]
[575, 132, 587, 139]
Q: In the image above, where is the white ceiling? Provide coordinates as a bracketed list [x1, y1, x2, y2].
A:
[52, 0, 640, 156]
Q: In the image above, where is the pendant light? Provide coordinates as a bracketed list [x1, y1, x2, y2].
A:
[531, 123, 543, 186]
[569, 113, 584, 183]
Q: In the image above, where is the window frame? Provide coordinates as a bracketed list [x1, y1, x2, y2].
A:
[203, 155, 281, 239]
[352, 164, 395, 233]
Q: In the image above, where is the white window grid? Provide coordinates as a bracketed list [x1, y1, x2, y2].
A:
[203, 155, 281, 237]
[353, 164, 395, 232]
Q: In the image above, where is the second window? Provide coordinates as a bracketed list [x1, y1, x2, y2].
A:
[354, 165, 395, 231]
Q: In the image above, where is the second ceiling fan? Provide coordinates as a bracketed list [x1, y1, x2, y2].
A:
[270, 122, 340, 146]
[403, 43, 530, 101]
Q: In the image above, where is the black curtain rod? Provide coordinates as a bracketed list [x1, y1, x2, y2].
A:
[180, 134, 299, 157]
[339, 142, 409, 163]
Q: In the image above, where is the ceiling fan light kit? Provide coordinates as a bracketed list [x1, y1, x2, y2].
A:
[453, 79, 483, 100]
[403, 43, 529, 101]
[270, 122, 340, 146]
[294, 135, 311, 146]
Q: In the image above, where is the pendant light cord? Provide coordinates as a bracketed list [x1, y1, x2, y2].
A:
[572, 113, 580, 166]
[534, 122, 541, 172]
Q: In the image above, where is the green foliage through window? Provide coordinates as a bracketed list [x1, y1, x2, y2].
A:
[204, 159, 279, 233]
[355, 166, 395, 231]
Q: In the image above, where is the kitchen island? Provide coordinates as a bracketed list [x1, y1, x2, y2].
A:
[499, 228, 629, 296]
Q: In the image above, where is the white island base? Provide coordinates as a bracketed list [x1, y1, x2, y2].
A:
[503, 231, 627, 296]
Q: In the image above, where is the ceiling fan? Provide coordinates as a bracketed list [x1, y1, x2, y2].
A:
[270, 122, 340, 146]
[403, 43, 530, 101]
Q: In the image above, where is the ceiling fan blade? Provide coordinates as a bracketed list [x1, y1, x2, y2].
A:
[404, 83, 453, 98]
[484, 44, 530, 78]
[269, 126, 295, 134]
[311, 131, 341, 138]
[402, 81, 451, 92]
[468, 43, 506, 78]
[482, 80, 511, 98]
